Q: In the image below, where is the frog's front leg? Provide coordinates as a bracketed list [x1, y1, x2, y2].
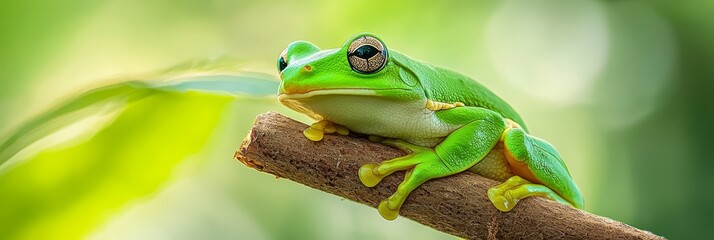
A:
[302, 120, 350, 141]
[358, 139, 432, 187]
[359, 108, 506, 220]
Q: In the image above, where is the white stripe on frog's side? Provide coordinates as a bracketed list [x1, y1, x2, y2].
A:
[279, 89, 462, 147]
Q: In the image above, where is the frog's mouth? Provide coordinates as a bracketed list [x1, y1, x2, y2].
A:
[279, 88, 383, 100]
[278, 88, 412, 120]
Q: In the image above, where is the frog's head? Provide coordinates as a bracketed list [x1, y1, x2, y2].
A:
[277, 33, 425, 120]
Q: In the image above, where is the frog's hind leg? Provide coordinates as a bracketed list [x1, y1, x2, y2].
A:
[488, 127, 584, 212]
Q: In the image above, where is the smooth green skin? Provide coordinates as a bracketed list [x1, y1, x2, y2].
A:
[277, 33, 583, 220]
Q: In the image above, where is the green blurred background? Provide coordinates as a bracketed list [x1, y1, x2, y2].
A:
[1, 0, 712, 239]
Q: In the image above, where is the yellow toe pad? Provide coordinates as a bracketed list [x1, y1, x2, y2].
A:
[358, 163, 382, 187]
[378, 200, 399, 221]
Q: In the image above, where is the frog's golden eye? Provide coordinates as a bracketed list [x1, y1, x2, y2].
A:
[347, 36, 387, 74]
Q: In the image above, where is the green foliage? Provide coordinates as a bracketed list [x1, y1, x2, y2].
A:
[0, 71, 279, 239]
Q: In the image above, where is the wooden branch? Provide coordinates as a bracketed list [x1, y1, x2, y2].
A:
[234, 112, 663, 240]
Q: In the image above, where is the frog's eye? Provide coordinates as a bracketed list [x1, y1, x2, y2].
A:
[277, 56, 288, 72]
[347, 36, 387, 74]
[277, 50, 288, 73]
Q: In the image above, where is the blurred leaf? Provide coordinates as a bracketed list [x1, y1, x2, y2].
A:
[0, 81, 152, 166]
[0, 65, 279, 239]
[156, 73, 279, 96]
[0, 63, 279, 167]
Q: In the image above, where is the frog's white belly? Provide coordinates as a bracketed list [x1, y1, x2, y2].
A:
[293, 94, 461, 147]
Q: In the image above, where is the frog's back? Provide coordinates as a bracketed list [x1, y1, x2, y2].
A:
[407, 70, 526, 131]
[392, 52, 526, 131]
[430, 67, 526, 130]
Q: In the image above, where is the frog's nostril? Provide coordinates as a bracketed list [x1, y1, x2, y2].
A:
[304, 65, 313, 72]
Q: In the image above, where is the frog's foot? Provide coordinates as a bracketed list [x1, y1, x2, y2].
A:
[487, 176, 531, 211]
[374, 151, 451, 220]
[358, 139, 431, 187]
[377, 169, 423, 220]
[487, 176, 571, 212]
[302, 120, 350, 141]
[359, 154, 417, 188]
[360, 146, 452, 220]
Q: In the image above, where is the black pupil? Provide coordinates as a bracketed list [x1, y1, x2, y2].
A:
[278, 56, 288, 72]
[353, 45, 379, 59]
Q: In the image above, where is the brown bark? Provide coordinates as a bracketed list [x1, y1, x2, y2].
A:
[234, 111, 663, 240]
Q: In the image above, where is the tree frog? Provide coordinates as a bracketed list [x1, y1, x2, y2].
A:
[277, 33, 583, 220]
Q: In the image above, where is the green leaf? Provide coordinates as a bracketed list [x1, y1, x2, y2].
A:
[0, 81, 152, 167]
[0, 71, 279, 167]
[155, 73, 279, 96]
[0, 67, 280, 239]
